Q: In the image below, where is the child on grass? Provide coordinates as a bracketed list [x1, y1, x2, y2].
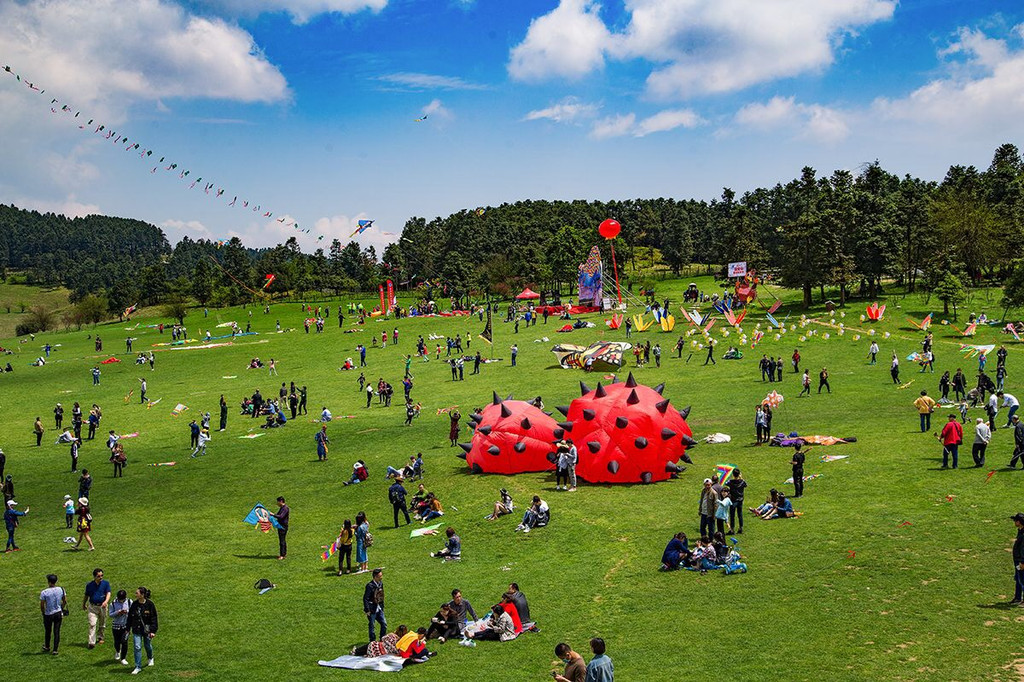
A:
[62, 494, 74, 529]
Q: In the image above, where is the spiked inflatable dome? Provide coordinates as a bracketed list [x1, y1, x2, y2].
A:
[458, 394, 560, 475]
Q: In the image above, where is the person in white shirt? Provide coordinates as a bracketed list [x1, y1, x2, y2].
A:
[106, 431, 120, 452]
[190, 429, 210, 458]
[515, 496, 549, 533]
[320, 407, 333, 422]
[999, 392, 1020, 427]
[988, 392, 1000, 430]
[973, 418, 992, 468]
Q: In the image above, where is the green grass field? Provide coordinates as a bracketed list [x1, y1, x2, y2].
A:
[2, 280, 1023, 682]
[0, 283, 71, 338]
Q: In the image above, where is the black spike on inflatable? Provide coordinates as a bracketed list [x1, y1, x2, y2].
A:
[456, 452, 467, 460]
[487, 445, 501, 456]
[681, 452, 693, 464]
[492, 391, 502, 406]
[514, 442, 526, 453]
[615, 416, 629, 429]
[546, 451, 558, 464]
[594, 383, 607, 398]
[507, 393, 514, 401]
[458, 442, 472, 453]
[471, 463, 483, 474]
[625, 372, 638, 388]
[556, 405, 570, 417]
[553, 428, 565, 440]
[661, 428, 676, 440]
[609, 376, 620, 384]
[681, 434, 698, 447]
[520, 418, 532, 430]
[469, 413, 482, 422]
[665, 461, 681, 473]
[579, 381, 591, 396]
[655, 398, 670, 414]
[587, 440, 601, 454]
[478, 425, 492, 436]
[654, 382, 665, 395]
[500, 404, 512, 418]
[556, 421, 574, 432]
[582, 408, 596, 421]
[679, 405, 691, 420]
[634, 437, 648, 449]
[640, 471, 653, 484]
[607, 460, 620, 474]
[626, 389, 640, 405]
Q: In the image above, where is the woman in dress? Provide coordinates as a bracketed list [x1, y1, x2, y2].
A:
[354, 511, 370, 574]
[74, 497, 94, 551]
[448, 410, 461, 447]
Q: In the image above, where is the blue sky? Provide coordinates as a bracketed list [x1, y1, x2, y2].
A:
[1, 0, 1022, 255]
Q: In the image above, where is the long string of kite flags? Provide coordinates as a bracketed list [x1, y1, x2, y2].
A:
[0, 61, 367, 244]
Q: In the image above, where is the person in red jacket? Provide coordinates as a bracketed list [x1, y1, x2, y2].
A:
[940, 413, 963, 469]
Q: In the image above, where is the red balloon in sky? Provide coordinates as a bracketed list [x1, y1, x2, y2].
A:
[599, 219, 620, 240]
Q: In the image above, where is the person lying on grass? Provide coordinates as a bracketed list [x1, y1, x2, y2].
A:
[351, 625, 405, 657]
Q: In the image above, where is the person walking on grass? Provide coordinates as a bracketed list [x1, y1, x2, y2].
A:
[128, 587, 158, 675]
[83, 568, 110, 649]
[891, 353, 901, 384]
[704, 341, 716, 366]
[817, 367, 831, 394]
[939, 413, 963, 469]
[336, 519, 354, 576]
[74, 498, 94, 551]
[354, 511, 370, 574]
[315, 425, 329, 462]
[868, 341, 879, 365]
[110, 589, 131, 665]
[1011, 513, 1024, 605]
[1000, 392, 1020, 427]
[914, 391, 936, 432]
[1009, 416, 1024, 470]
[799, 369, 811, 397]
[40, 573, 68, 655]
[389, 476, 411, 528]
[5, 499, 28, 551]
[973, 418, 992, 468]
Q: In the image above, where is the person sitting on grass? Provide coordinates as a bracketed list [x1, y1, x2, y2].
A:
[760, 492, 795, 519]
[660, 532, 689, 571]
[410, 484, 429, 514]
[712, 532, 730, 564]
[386, 457, 417, 480]
[514, 496, 549, 533]
[425, 603, 460, 642]
[750, 489, 780, 517]
[485, 488, 515, 521]
[467, 604, 516, 641]
[396, 627, 434, 664]
[352, 625, 406, 657]
[689, 536, 716, 572]
[498, 592, 524, 633]
[343, 461, 369, 486]
[417, 493, 444, 522]
[429, 527, 461, 560]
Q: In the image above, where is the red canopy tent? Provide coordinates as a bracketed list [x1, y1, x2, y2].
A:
[515, 288, 541, 300]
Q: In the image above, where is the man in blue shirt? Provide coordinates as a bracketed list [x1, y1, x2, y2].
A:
[389, 477, 410, 527]
[585, 638, 614, 682]
[4, 500, 29, 551]
[83, 567, 111, 648]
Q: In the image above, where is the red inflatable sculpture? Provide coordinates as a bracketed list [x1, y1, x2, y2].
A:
[559, 374, 696, 484]
[458, 394, 560, 475]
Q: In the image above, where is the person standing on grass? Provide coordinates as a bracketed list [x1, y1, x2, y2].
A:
[363, 568, 387, 641]
[791, 445, 806, 497]
[138, 378, 147, 404]
[448, 410, 461, 447]
[299, 386, 308, 415]
[585, 638, 614, 682]
[70, 436, 80, 473]
[988, 391, 1000, 431]
[553, 642, 588, 682]
[868, 341, 879, 365]
[973, 418, 992, 468]
[511, 344, 518, 367]
[128, 587, 157, 674]
[727, 469, 746, 535]
[109, 589, 131, 665]
[315, 425, 329, 462]
[5, 499, 28, 551]
[34, 416, 44, 446]
[940, 414, 963, 469]
[83, 568, 110, 649]
[92, 367, 101, 386]
[40, 573, 68, 655]
[219, 395, 228, 431]
[817, 367, 831, 394]
[792, 348, 801, 373]
[355, 511, 370, 574]
[1011, 513, 1024, 605]
[1009, 416, 1024, 470]
[337, 519, 354, 576]
[799, 369, 811, 397]
[74, 498, 94, 550]
[914, 391, 936, 432]
[389, 476, 411, 528]
[54, 403, 64, 429]
[698, 478, 718, 539]
[270, 496, 289, 560]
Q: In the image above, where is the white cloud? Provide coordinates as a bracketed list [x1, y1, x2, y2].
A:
[0, 0, 290, 112]
[421, 98, 452, 120]
[633, 108, 702, 137]
[160, 219, 213, 240]
[508, 0, 611, 81]
[312, 214, 396, 253]
[509, 0, 895, 97]
[589, 108, 701, 138]
[199, 0, 387, 24]
[735, 96, 849, 142]
[874, 24, 1024, 130]
[590, 113, 636, 139]
[377, 72, 488, 91]
[523, 97, 600, 123]
[16, 195, 101, 219]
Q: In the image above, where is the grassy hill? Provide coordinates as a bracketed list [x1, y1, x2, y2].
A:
[0, 280, 1021, 681]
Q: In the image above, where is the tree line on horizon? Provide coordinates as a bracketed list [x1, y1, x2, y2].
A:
[0, 142, 1021, 333]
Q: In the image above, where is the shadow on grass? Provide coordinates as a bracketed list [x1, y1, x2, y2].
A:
[232, 554, 279, 560]
[976, 602, 1022, 610]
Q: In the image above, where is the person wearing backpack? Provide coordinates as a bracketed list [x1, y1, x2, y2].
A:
[362, 568, 386, 641]
[40, 573, 69, 655]
[355, 511, 371, 574]
[389, 477, 410, 528]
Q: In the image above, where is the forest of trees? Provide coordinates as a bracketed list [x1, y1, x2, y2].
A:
[1, 142, 1022, 333]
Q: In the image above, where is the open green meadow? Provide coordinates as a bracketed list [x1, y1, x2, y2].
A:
[2, 281, 1024, 681]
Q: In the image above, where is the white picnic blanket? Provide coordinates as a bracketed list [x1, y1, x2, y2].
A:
[317, 654, 405, 672]
[703, 433, 732, 444]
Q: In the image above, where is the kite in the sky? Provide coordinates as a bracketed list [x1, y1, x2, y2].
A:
[348, 220, 375, 238]
[415, 115, 428, 122]
[262, 274, 276, 290]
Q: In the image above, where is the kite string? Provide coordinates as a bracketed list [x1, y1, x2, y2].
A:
[206, 256, 265, 298]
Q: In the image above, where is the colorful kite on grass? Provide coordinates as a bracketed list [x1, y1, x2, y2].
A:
[660, 314, 676, 332]
[762, 391, 784, 409]
[239, 433, 265, 439]
[723, 308, 746, 326]
[411, 523, 443, 538]
[321, 537, 341, 561]
[605, 313, 623, 330]
[148, 461, 176, 467]
[348, 220, 374, 238]
[765, 313, 780, 329]
[820, 454, 848, 462]
[1005, 324, 1022, 342]
[959, 344, 994, 359]
[907, 313, 933, 331]
[865, 302, 885, 321]
[784, 473, 822, 485]
[243, 503, 282, 532]
[750, 330, 764, 348]
[171, 403, 188, 416]
[951, 323, 977, 337]
[631, 314, 654, 332]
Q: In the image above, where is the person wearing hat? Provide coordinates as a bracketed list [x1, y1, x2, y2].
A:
[74, 498, 95, 550]
[698, 478, 719, 539]
[388, 475, 410, 528]
[1012, 513, 1024, 605]
[1009, 415, 1024, 469]
[5, 499, 29, 551]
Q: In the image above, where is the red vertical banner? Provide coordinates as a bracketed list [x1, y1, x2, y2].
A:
[386, 279, 395, 313]
[379, 284, 385, 313]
